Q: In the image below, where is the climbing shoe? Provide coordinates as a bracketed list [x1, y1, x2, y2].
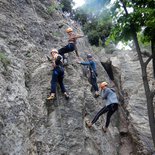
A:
[85, 120, 92, 128]
[64, 92, 69, 100]
[102, 127, 107, 133]
[47, 94, 56, 100]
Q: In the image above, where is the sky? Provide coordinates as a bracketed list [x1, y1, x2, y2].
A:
[73, 0, 85, 9]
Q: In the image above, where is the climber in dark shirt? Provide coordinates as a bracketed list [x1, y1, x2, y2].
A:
[58, 27, 84, 62]
[47, 49, 69, 100]
[77, 54, 99, 98]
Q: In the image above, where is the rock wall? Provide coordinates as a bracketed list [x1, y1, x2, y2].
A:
[96, 49, 155, 155]
[0, 0, 120, 155]
[0, 0, 154, 155]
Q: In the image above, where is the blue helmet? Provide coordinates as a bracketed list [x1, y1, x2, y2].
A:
[87, 54, 92, 58]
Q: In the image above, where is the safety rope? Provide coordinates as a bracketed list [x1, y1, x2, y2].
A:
[56, 88, 68, 155]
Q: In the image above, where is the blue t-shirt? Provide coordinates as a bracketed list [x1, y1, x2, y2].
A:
[80, 60, 97, 74]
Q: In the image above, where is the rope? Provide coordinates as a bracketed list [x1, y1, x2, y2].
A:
[56, 88, 68, 155]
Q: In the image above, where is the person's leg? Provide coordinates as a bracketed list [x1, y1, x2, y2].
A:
[58, 47, 66, 60]
[58, 44, 74, 63]
[58, 44, 75, 55]
[92, 106, 109, 124]
[86, 106, 108, 128]
[57, 68, 66, 93]
[103, 104, 118, 132]
[91, 77, 99, 97]
[47, 69, 58, 100]
[50, 69, 58, 93]
[58, 68, 69, 99]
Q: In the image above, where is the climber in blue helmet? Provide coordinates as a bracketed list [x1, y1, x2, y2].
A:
[47, 49, 69, 100]
[77, 54, 99, 98]
[86, 82, 119, 133]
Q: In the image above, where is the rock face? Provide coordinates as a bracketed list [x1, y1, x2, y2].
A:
[0, 1, 119, 155]
[97, 49, 155, 155]
[0, 0, 154, 155]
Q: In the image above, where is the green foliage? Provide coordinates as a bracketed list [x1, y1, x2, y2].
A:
[47, 3, 57, 14]
[60, 0, 74, 13]
[73, 9, 88, 25]
[73, 7, 112, 46]
[110, 0, 155, 45]
[52, 31, 62, 37]
[87, 30, 99, 46]
[47, 2, 63, 15]
[0, 52, 11, 70]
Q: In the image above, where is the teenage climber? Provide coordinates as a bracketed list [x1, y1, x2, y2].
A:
[77, 54, 99, 98]
[85, 82, 119, 132]
[58, 27, 84, 62]
[47, 49, 69, 100]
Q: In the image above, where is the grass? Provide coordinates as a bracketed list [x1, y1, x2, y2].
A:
[47, 3, 58, 15]
[0, 52, 11, 70]
[52, 31, 62, 37]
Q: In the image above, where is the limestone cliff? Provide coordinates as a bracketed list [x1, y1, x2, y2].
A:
[0, 0, 154, 155]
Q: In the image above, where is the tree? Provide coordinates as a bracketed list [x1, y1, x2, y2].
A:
[72, 9, 88, 25]
[60, 0, 74, 13]
[111, 0, 155, 147]
[73, 6, 112, 46]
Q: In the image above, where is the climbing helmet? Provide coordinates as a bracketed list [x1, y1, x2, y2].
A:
[51, 49, 58, 54]
[66, 27, 73, 33]
[87, 54, 92, 59]
[100, 82, 108, 89]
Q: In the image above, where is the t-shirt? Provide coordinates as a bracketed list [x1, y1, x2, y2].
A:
[101, 87, 119, 106]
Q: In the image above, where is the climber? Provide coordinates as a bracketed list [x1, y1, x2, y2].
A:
[77, 54, 99, 98]
[47, 49, 69, 100]
[58, 27, 84, 62]
[85, 82, 119, 132]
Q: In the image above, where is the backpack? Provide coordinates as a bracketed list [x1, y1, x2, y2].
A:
[89, 64, 98, 78]
[55, 55, 63, 66]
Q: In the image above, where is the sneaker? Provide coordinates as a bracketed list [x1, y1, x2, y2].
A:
[47, 94, 55, 100]
[64, 92, 69, 100]
[85, 120, 92, 128]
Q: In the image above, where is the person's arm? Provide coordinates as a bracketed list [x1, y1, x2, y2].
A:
[70, 34, 84, 40]
[75, 34, 84, 39]
[101, 88, 109, 100]
[80, 61, 91, 65]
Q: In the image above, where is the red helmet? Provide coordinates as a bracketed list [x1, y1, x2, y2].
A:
[100, 82, 108, 89]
